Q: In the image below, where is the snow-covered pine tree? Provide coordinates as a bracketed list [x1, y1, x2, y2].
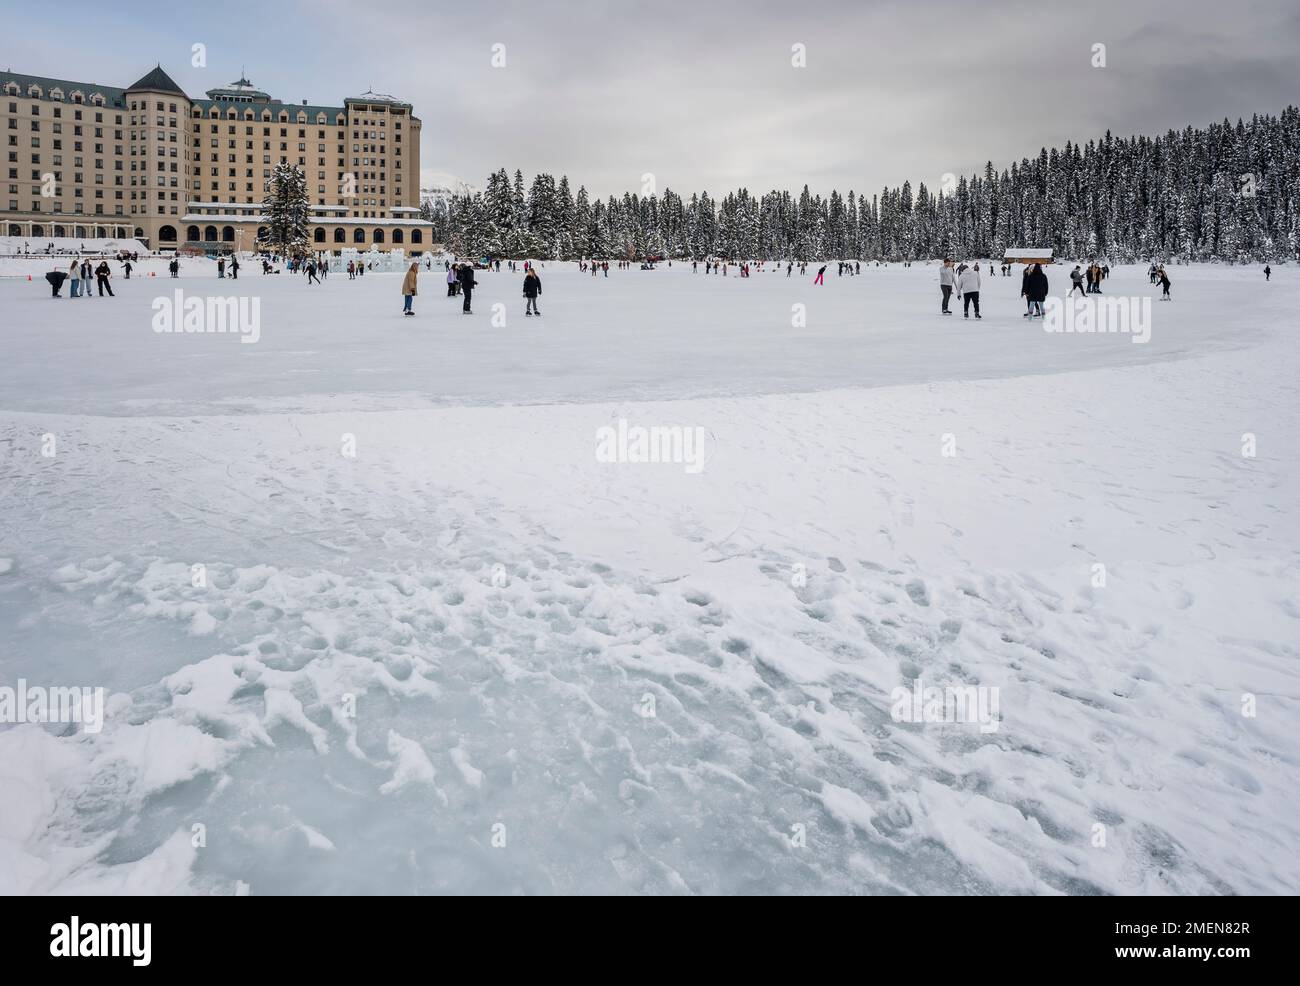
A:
[261, 162, 310, 257]
[554, 175, 577, 259]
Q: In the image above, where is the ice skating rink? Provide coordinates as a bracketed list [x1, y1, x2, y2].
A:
[2, 259, 1297, 894]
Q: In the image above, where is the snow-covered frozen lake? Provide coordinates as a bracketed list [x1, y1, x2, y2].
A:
[0, 259, 1272, 415]
[2, 258, 1297, 894]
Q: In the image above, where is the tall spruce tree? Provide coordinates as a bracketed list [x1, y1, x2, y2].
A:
[261, 163, 310, 257]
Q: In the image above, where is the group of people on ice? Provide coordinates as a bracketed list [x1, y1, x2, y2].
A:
[44, 257, 119, 297]
[1145, 263, 1173, 298]
[444, 262, 478, 313]
[399, 259, 542, 317]
[938, 259, 984, 318]
[933, 256, 1190, 316]
[1066, 261, 1110, 294]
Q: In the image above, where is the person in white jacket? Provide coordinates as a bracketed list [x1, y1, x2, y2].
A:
[938, 259, 956, 314]
[958, 264, 981, 319]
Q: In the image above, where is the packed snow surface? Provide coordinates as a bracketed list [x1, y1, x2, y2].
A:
[1, 258, 1297, 895]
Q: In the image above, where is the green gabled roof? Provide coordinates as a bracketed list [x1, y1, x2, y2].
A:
[190, 98, 346, 120]
[0, 69, 128, 107]
[127, 64, 186, 96]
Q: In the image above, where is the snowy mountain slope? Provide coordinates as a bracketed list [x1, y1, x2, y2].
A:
[420, 172, 481, 208]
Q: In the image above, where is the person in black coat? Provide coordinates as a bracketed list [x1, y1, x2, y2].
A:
[1025, 264, 1049, 317]
[95, 260, 115, 296]
[457, 263, 477, 314]
[523, 269, 542, 316]
[45, 268, 68, 297]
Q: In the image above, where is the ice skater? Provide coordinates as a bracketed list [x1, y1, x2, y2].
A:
[1158, 266, 1171, 300]
[1025, 263, 1048, 318]
[523, 267, 542, 316]
[1068, 265, 1086, 297]
[401, 262, 418, 316]
[939, 258, 956, 314]
[45, 267, 68, 297]
[813, 264, 826, 285]
[958, 263, 981, 319]
[457, 263, 477, 314]
[94, 259, 114, 296]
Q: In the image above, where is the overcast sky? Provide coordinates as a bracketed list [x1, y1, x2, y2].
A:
[6, 0, 1299, 199]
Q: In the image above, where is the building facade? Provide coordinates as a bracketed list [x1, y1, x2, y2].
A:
[2, 65, 432, 253]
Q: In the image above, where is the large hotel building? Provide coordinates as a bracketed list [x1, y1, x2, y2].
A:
[2, 65, 432, 253]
